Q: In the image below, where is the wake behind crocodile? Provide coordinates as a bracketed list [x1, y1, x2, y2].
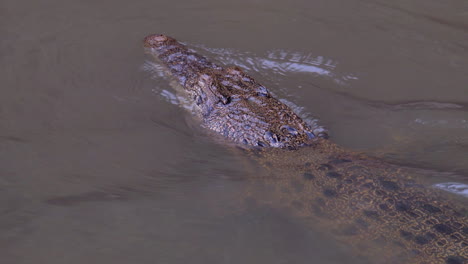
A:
[143, 34, 467, 264]
[191, 45, 359, 84]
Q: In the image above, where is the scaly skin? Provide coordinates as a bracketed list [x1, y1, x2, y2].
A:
[144, 34, 467, 264]
[144, 34, 326, 149]
[245, 142, 467, 264]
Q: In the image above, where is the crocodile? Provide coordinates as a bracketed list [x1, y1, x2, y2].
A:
[144, 34, 467, 264]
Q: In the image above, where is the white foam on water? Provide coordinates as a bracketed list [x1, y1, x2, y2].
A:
[141, 61, 166, 78]
[160, 89, 180, 105]
[279, 98, 327, 135]
[433, 182, 468, 198]
[414, 118, 468, 128]
[196, 46, 359, 85]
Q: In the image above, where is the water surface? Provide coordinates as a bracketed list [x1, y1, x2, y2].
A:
[1, 0, 467, 263]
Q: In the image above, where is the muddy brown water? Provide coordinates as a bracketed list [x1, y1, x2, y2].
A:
[1, 0, 467, 263]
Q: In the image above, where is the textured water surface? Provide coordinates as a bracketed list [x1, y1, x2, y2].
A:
[1, 0, 467, 263]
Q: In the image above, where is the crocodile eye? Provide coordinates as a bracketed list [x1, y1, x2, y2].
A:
[256, 86, 269, 97]
[264, 131, 279, 144]
[220, 96, 231, 105]
[195, 95, 203, 105]
[257, 141, 268, 147]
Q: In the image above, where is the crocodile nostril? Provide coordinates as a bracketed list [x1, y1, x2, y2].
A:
[152, 35, 168, 42]
[144, 34, 169, 47]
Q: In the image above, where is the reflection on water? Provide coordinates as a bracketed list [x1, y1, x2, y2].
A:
[198, 46, 359, 85]
[388, 101, 465, 110]
[413, 117, 468, 128]
[434, 182, 468, 198]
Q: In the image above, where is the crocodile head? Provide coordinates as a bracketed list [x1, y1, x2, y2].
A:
[145, 34, 327, 149]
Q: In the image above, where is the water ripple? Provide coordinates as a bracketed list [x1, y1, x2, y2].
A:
[413, 118, 468, 128]
[434, 182, 468, 198]
[196, 46, 358, 85]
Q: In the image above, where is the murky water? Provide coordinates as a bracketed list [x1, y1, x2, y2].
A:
[1, 0, 467, 263]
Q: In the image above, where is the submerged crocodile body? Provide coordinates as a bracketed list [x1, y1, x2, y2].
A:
[144, 34, 467, 264]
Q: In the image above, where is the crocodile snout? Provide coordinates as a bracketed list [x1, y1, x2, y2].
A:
[144, 34, 171, 48]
